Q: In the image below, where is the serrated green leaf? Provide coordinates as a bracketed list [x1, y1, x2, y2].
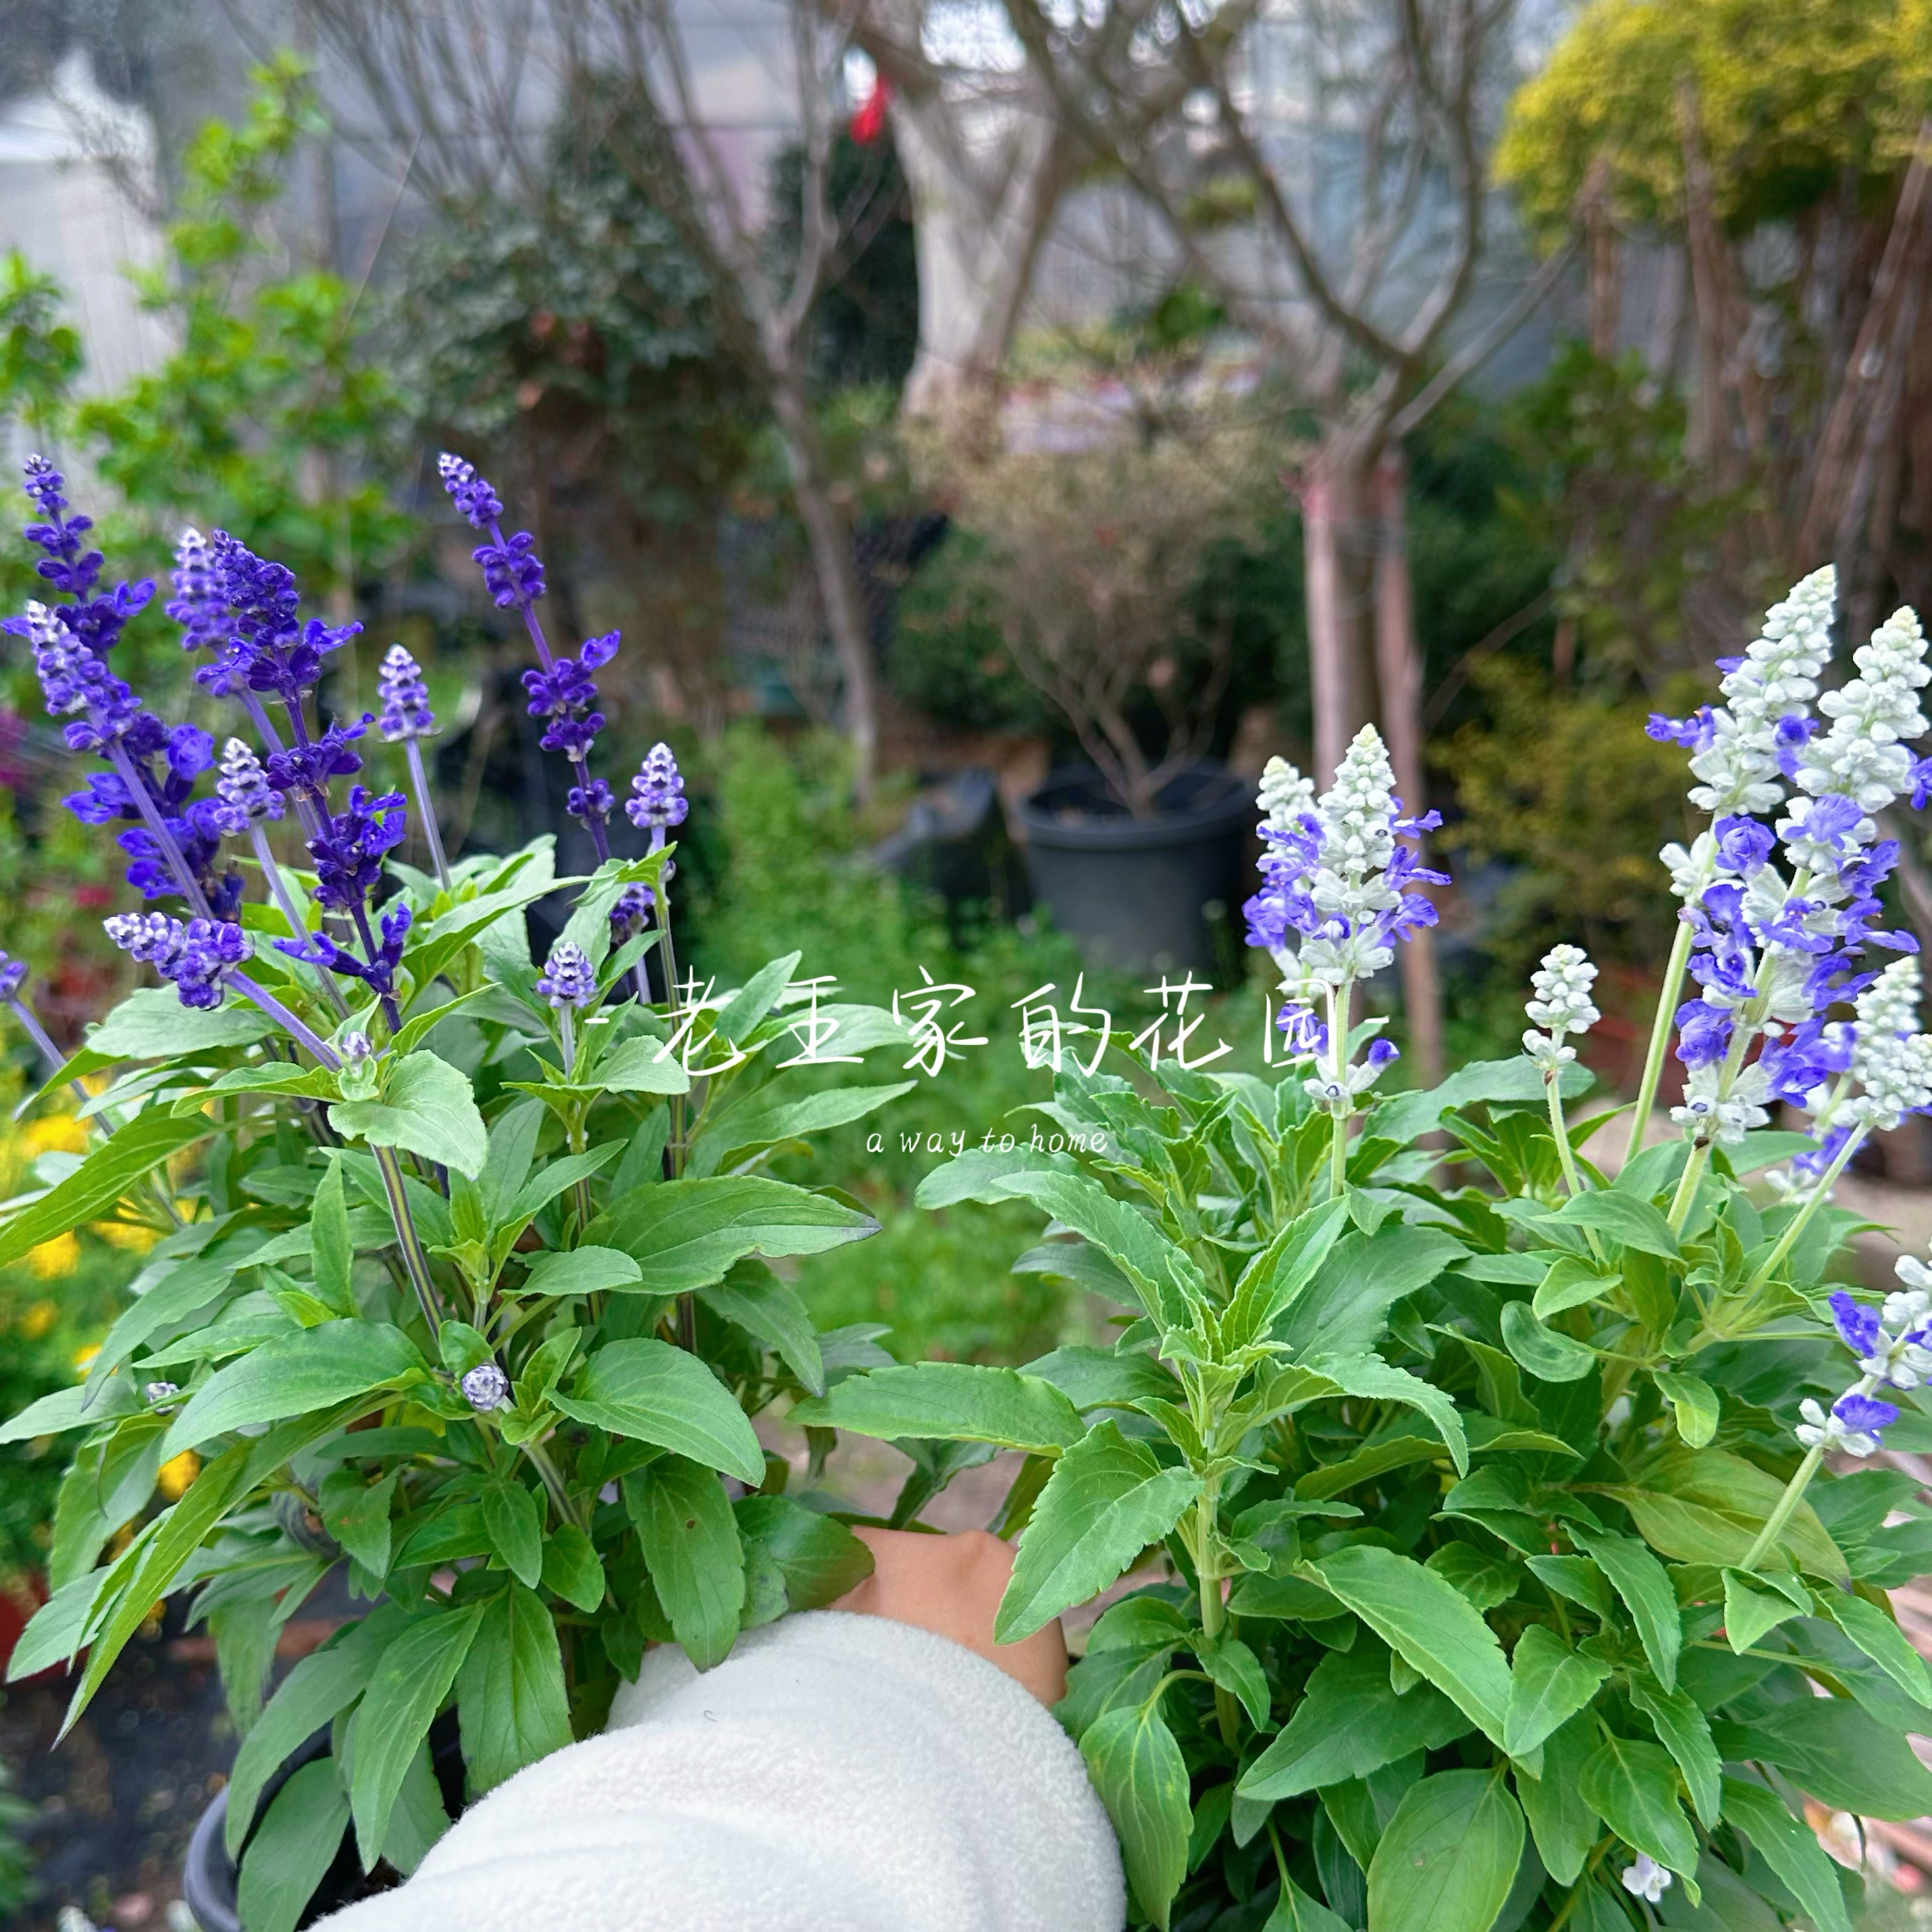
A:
[1305, 1353, 1470, 1476]
[734, 1496, 874, 1609]
[1503, 1624, 1609, 1758]
[1720, 1776, 1852, 1932]
[697, 1268, 824, 1394]
[1500, 1301, 1597, 1382]
[1082, 1700, 1190, 1930]
[1514, 1710, 1600, 1885]
[1366, 1772, 1524, 1932]
[998, 1423, 1201, 1643]
[1579, 1733, 1698, 1880]
[482, 1480, 544, 1588]
[1823, 1589, 1932, 1704]
[318, 1471, 397, 1579]
[235, 1758, 349, 1932]
[791, 1362, 1085, 1455]
[347, 1604, 487, 1865]
[1309, 1545, 1512, 1747]
[1630, 1676, 1721, 1826]
[515, 1244, 643, 1298]
[328, 1051, 489, 1178]
[628, 1455, 744, 1670]
[1570, 1525, 1679, 1691]
[540, 1522, 605, 1612]
[1543, 1190, 1679, 1259]
[552, 1338, 764, 1485]
[456, 1584, 574, 1796]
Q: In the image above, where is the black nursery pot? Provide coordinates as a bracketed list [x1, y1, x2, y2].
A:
[1013, 763, 1254, 974]
[184, 1719, 466, 1931]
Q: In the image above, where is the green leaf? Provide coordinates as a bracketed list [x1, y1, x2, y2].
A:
[347, 1604, 487, 1865]
[1081, 1701, 1190, 1930]
[1503, 1625, 1609, 1759]
[1021, 1345, 1178, 1414]
[1514, 1711, 1600, 1885]
[551, 1338, 765, 1484]
[225, 1610, 404, 1854]
[697, 1268, 824, 1393]
[310, 1158, 354, 1313]
[1526, 1554, 1614, 1621]
[583, 1175, 879, 1294]
[628, 1455, 745, 1671]
[502, 1146, 622, 1229]
[1722, 1567, 1804, 1654]
[318, 1471, 397, 1579]
[734, 1496, 875, 1609]
[1240, 1644, 1470, 1800]
[584, 1034, 692, 1095]
[688, 1079, 916, 1176]
[1277, 1225, 1466, 1360]
[1723, 1693, 1932, 1817]
[1499, 1301, 1597, 1382]
[1371, 1056, 1592, 1146]
[1200, 1634, 1270, 1728]
[0, 1378, 141, 1444]
[515, 1245, 643, 1298]
[1607, 1447, 1845, 1578]
[914, 1145, 1077, 1208]
[90, 985, 276, 1057]
[1222, 1197, 1350, 1353]
[1532, 1254, 1620, 1319]
[1542, 1190, 1679, 1258]
[328, 1051, 489, 1178]
[540, 1523, 606, 1613]
[234, 1758, 349, 1932]
[161, 1321, 427, 1456]
[1309, 1545, 1512, 1747]
[1366, 1772, 1524, 1932]
[1569, 1526, 1680, 1692]
[997, 1422, 1202, 1643]
[715, 950, 801, 1042]
[791, 1363, 1085, 1455]
[0, 1107, 210, 1269]
[1578, 1734, 1698, 1880]
[1304, 1353, 1469, 1476]
[456, 1584, 574, 1796]
[377, 1742, 450, 1876]
[1262, 1874, 1353, 1932]
[1653, 1370, 1719, 1448]
[1824, 1590, 1932, 1704]
[482, 1481, 544, 1589]
[1629, 1677, 1721, 1827]
[988, 1170, 1205, 1328]
[1720, 1776, 1853, 1932]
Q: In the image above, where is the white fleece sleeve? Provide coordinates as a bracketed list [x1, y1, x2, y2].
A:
[313, 1609, 1126, 1932]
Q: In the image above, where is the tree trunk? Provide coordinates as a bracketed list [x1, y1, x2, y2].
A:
[770, 370, 880, 802]
[892, 93, 1064, 421]
[1302, 436, 1374, 786]
[1373, 453, 1445, 1087]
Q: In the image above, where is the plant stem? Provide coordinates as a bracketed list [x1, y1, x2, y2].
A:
[404, 738, 453, 893]
[1623, 914, 1695, 1167]
[229, 970, 340, 1067]
[522, 1437, 587, 1534]
[1192, 1481, 1240, 1748]
[1739, 1126, 1867, 1298]
[1739, 1442, 1825, 1572]
[107, 742, 213, 919]
[1546, 1071, 1607, 1263]
[1666, 1140, 1711, 1234]
[372, 1141, 442, 1338]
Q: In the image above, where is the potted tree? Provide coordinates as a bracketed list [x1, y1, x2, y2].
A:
[919, 421, 1264, 973]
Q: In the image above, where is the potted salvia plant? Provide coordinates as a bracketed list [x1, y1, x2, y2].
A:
[0, 456, 916, 1930]
[804, 571, 1932, 1931]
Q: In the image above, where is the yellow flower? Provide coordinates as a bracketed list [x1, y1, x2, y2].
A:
[95, 1219, 160, 1254]
[22, 1115, 87, 1157]
[28, 1231, 81, 1279]
[17, 1299, 57, 1339]
[71, 1343, 100, 1376]
[157, 1451, 200, 1499]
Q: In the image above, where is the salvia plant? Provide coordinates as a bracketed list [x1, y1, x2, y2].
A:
[798, 574, 1932, 1930]
[0, 456, 921, 1926]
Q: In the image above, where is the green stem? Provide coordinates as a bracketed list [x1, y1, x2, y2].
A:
[1546, 1070, 1606, 1264]
[1739, 1442, 1825, 1572]
[1624, 914, 1697, 1168]
[1666, 1140, 1711, 1235]
[372, 1142, 442, 1337]
[1193, 1481, 1240, 1748]
[522, 1437, 588, 1535]
[1738, 1126, 1867, 1298]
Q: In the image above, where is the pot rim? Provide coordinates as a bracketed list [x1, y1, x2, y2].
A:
[1013, 761, 1254, 852]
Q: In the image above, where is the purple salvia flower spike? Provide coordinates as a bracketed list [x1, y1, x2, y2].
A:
[377, 643, 436, 742]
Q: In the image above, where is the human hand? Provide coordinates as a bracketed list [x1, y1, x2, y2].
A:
[833, 1525, 1068, 1706]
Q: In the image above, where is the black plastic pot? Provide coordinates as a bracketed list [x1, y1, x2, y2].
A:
[185, 1718, 466, 1930]
[1013, 763, 1254, 973]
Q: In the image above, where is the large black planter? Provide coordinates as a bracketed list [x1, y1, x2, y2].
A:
[1013, 763, 1254, 974]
